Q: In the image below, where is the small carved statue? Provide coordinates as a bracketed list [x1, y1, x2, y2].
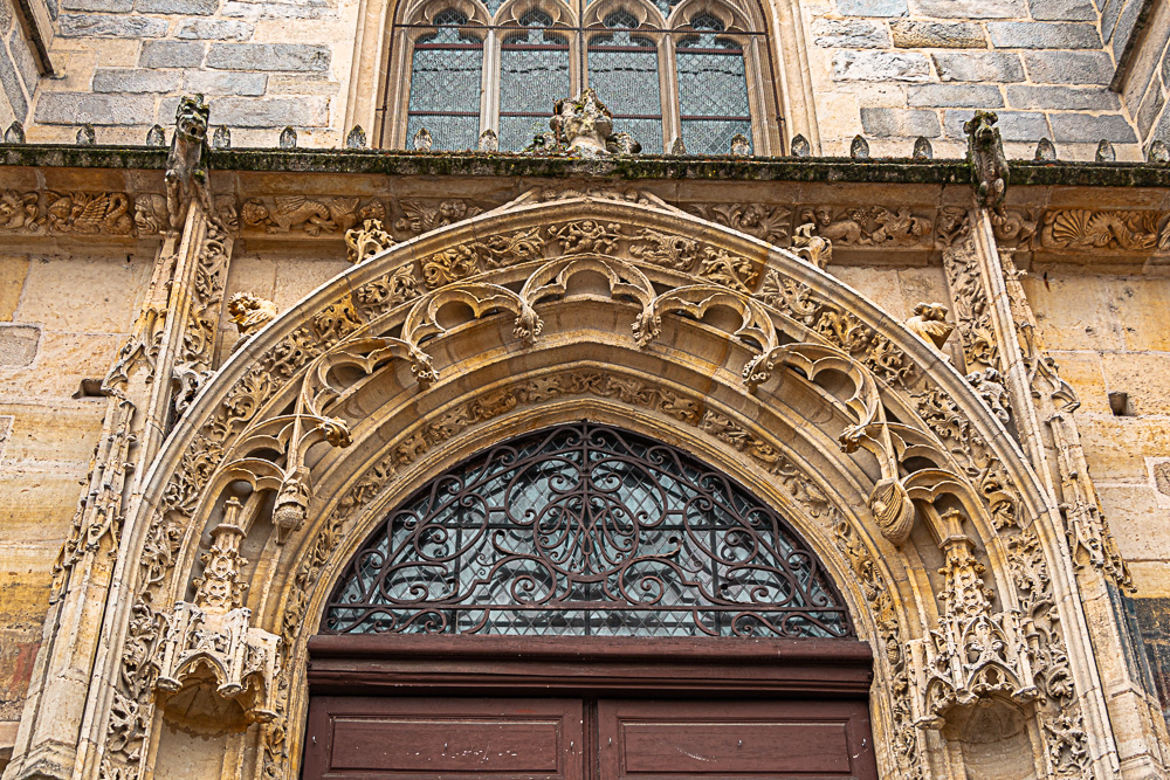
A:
[165, 95, 213, 232]
[791, 222, 832, 269]
[964, 111, 1009, 214]
[228, 292, 278, 340]
[966, 367, 1011, 425]
[548, 89, 641, 158]
[345, 218, 395, 263]
[904, 302, 954, 353]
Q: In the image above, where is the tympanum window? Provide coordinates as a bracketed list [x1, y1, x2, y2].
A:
[385, 0, 775, 154]
[324, 422, 851, 638]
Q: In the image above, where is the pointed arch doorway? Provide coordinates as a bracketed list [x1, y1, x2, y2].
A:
[303, 422, 877, 778]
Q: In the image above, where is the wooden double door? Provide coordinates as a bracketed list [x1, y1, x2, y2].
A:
[302, 635, 878, 779]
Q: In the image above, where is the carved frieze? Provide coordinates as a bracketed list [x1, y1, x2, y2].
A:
[241, 196, 385, 236]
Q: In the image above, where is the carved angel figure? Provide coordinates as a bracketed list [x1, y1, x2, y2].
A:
[904, 302, 953, 353]
[228, 292, 278, 339]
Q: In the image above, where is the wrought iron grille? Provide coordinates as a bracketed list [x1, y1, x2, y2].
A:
[324, 423, 853, 639]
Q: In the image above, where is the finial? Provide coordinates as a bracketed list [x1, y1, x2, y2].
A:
[1149, 140, 1169, 163]
[729, 133, 750, 156]
[849, 135, 869, 159]
[146, 124, 165, 146]
[669, 137, 686, 155]
[1095, 139, 1115, 162]
[413, 126, 433, 151]
[346, 125, 367, 149]
[212, 126, 231, 149]
[3, 121, 24, 144]
[790, 134, 810, 157]
[279, 126, 297, 149]
[912, 136, 933, 160]
[1034, 137, 1056, 161]
[478, 128, 498, 152]
[76, 124, 95, 145]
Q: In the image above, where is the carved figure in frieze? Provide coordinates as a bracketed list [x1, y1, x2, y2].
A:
[165, 95, 213, 232]
[345, 218, 395, 263]
[133, 193, 169, 236]
[1040, 208, 1160, 251]
[228, 292, 278, 340]
[688, 203, 791, 245]
[965, 368, 1010, 425]
[0, 190, 41, 232]
[241, 196, 376, 236]
[800, 205, 929, 246]
[964, 111, 1008, 214]
[791, 222, 831, 269]
[904, 303, 953, 355]
[395, 199, 483, 237]
[45, 191, 134, 235]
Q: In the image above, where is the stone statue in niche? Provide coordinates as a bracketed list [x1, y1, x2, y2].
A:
[904, 302, 954, 355]
[165, 94, 213, 232]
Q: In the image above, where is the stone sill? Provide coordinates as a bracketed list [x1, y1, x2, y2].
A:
[3, 144, 1170, 188]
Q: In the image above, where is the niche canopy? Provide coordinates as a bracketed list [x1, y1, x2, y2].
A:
[324, 422, 853, 639]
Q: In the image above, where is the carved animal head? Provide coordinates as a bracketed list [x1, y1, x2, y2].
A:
[913, 302, 948, 322]
[963, 111, 1000, 150]
[174, 95, 211, 143]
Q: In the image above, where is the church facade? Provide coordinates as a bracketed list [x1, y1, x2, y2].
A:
[2, 0, 1170, 777]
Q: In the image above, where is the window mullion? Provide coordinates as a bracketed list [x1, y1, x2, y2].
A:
[660, 33, 680, 150]
[483, 28, 501, 136]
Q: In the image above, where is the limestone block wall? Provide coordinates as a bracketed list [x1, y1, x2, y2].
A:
[804, 0, 1151, 159]
[0, 0, 41, 129]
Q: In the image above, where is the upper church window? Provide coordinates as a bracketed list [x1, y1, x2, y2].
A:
[384, 0, 775, 154]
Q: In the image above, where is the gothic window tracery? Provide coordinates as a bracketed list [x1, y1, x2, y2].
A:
[386, 0, 772, 154]
[323, 422, 852, 638]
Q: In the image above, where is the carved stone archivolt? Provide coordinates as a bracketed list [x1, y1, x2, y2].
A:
[22, 186, 1145, 780]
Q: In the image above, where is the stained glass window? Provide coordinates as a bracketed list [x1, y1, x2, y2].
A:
[677, 14, 752, 155]
[587, 12, 662, 153]
[499, 12, 571, 151]
[324, 422, 853, 639]
[405, 10, 484, 151]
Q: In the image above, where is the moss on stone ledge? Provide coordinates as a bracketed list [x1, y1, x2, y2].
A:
[2, 143, 1170, 188]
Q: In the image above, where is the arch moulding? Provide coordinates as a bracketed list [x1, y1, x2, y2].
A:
[52, 188, 1126, 779]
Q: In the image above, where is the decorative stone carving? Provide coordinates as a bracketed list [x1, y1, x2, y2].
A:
[344, 218, 395, 263]
[478, 128, 498, 152]
[228, 292, 278, 340]
[45, 191, 134, 235]
[687, 203, 791, 246]
[412, 126, 432, 151]
[165, 95, 214, 232]
[394, 199, 484, 237]
[791, 221, 831, 269]
[549, 218, 620, 255]
[549, 88, 641, 157]
[799, 205, 930, 246]
[1040, 208, 1162, 251]
[966, 368, 1011, 425]
[698, 246, 758, 292]
[903, 302, 953, 354]
[964, 111, 1009, 214]
[241, 196, 385, 236]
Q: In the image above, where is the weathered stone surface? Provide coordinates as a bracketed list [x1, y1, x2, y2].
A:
[1022, 51, 1114, 85]
[205, 95, 328, 126]
[860, 107, 941, 137]
[891, 20, 986, 49]
[1006, 85, 1121, 110]
[139, 40, 205, 67]
[933, 51, 1023, 82]
[908, 83, 1003, 107]
[34, 93, 154, 124]
[942, 109, 1046, 140]
[1027, 0, 1095, 21]
[9, 28, 38, 97]
[0, 46, 27, 121]
[988, 22, 1101, 49]
[0, 324, 38, 366]
[835, 0, 907, 15]
[1048, 113, 1138, 143]
[175, 18, 253, 39]
[221, 0, 328, 18]
[832, 50, 932, 82]
[909, 0, 1026, 18]
[92, 67, 182, 93]
[182, 70, 266, 96]
[61, 0, 131, 11]
[812, 19, 889, 49]
[206, 42, 330, 71]
[134, 0, 217, 12]
[57, 13, 167, 38]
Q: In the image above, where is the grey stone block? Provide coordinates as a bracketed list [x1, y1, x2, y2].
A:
[832, 50, 932, 82]
[135, 0, 217, 12]
[1101, 0, 1133, 43]
[1049, 113, 1138, 143]
[208, 95, 328, 126]
[908, 83, 1003, 108]
[1136, 79, 1165, 137]
[909, 0, 1026, 18]
[139, 40, 205, 67]
[0, 48, 27, 121]
[176, 19, 253, 39]
[812, 19, 889, 48]
[0, 324, 39, 366]
[860, 107, 941, 137]
[9, 28, 38, 96]
[835, 0, 907, 16]
[182, 70, 266, 95]
[62, 0, 131, 11]
[1027, 0, 1095, 20]
[943, 109, 1047, 141]
[1111, 0, 1143, 58]
[206, 42, 329, 71]
[891, 20, 986, 48]
[221, 0, 328, 18]
[92, 67, 182, 93]
[0, 0, 10, 32]
[1006, 85, 1121, 110]
[1023, 51, 1113, 85]
[988, 22, 1100, 49]
[58, 13, 167, 37]
[35, 92, 154, 124]
[933, 52, 1023, 82]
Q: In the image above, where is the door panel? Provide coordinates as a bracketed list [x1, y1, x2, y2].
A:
[304, 696, 585, 779]
[597, 699, 876, 779]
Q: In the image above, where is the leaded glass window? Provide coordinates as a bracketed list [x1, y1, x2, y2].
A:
[404, 10, 484, 152]
[324, 422, 852, 639]
[499, 12, 571, 151]
[587, 12, 662, 153]
[677, 14, 752, 155]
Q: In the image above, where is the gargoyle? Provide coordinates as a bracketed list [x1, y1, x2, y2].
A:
[165, 95, 214, 232]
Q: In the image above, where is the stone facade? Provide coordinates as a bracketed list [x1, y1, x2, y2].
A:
[0, 1, 1169, 778]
